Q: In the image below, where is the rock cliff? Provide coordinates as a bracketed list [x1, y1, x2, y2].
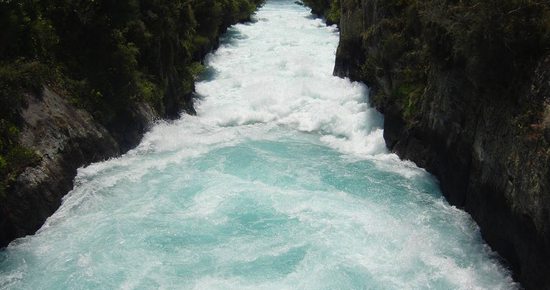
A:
[308, 0, 550, 288]
[0, 0, 264, 248]
[0, 88, 145, 246]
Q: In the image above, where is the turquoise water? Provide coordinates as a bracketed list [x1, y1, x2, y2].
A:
[0, 1, 516, 289]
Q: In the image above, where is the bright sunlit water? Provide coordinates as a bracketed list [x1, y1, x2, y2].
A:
[0, 1, 517, 289]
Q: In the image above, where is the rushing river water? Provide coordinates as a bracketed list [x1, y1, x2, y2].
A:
[0, 1, 517, 289]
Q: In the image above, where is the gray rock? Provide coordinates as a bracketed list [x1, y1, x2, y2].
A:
[0, 87, 157, 247]
[333, 1, 550, 288]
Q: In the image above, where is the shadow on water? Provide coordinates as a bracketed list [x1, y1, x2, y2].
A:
[196, 66, 218, 82]
[191, 91, 206, 104]
[245, 17, 259, 25]
[195, 27, 249, 83]
[220, 27, 249, 46]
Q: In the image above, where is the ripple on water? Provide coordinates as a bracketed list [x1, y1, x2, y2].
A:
[0, 1, 517, 289]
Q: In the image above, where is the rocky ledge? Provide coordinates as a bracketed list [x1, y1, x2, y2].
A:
[0, 0, 265, 249]
[0, 87, 156, 247]
[315, 0, 550, 288]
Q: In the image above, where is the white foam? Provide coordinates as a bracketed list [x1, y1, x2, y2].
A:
[0, 1, 517, 289]
[194, 2, 389, 160]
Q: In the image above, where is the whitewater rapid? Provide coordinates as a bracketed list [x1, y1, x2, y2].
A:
[0, 1, 516, 289]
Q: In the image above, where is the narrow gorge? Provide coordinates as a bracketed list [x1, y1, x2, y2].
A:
[303, 0, 550, 288]
[0, 0, 548, 289]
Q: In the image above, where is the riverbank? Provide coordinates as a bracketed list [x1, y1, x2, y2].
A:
[0, 0, 264, 248]
[302, 0, 550, 288]
[0, 2, 517, 288]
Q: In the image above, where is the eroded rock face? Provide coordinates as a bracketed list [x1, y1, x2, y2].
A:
[0, 1, 264, 248]
[0, 88, 156, 247]
[331, 0, 550, 288]
[383, 56, 550, 289]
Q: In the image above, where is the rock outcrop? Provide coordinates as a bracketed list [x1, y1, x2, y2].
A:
[312, 0, 550, 288]
[0, 87, 156, 247]
[0, 1, 265, 249]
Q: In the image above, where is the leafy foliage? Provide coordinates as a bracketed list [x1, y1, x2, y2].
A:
[0, 0, 263, 197]
[0, 61, 45, 198]
[305, 0, 550, 122]
[302, 0, 340, 24]
[421, 0, 550, 91]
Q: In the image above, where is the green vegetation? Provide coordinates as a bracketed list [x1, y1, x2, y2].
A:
[0, 61, 45, 199]
[0, 0, 263, 197]
[305, 0, 550, 123]
[302, 0, 340, 24]
[359, 0, 429, 123]
[421, 0, 549, 92]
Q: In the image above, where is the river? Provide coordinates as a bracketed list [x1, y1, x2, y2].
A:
[0, 1, 516, 289]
